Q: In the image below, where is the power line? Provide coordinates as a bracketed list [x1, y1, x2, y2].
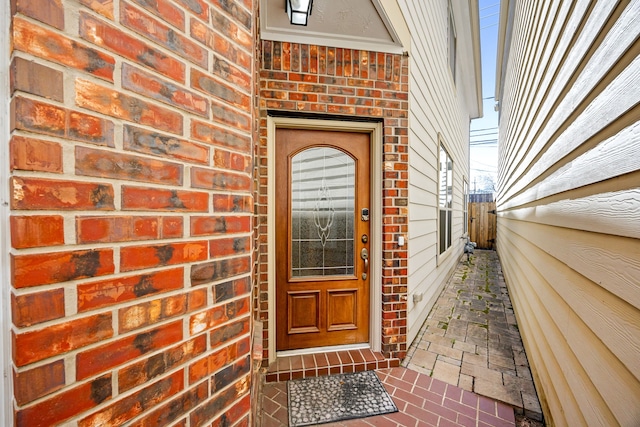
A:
[469, 127, 498, 134]
[470, 131, 498, 138]
[480, 3, 500, 12]
[480, 12, 499, 19]
[469, 139, 498, 145]
[481, 23, 499, 30]
[470, 140, 498, 146]
[471, 126, 498, 132]
[471, 129, 498, 134]
[471, 130, 498, 136]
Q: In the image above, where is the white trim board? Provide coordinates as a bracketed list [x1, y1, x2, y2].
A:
[266, 116, 383, 363]
[0, 0, 13, 423]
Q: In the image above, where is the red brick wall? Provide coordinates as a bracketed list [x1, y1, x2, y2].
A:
[9, 0, 255, 425]
[257, 41, 409, 361]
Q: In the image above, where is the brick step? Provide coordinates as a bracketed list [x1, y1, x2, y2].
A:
[265, 348, 400, 382]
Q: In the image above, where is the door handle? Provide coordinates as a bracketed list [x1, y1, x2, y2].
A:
[361, 247, 369, 279]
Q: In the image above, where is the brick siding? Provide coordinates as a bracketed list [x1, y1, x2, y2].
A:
[9, 0, 255, 425]
[256, 41, 410, 361]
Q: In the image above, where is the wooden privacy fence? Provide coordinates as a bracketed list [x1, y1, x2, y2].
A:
[468, 194, 496, 249]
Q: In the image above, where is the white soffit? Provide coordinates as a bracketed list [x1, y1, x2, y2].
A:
[260, 0, 405, 54]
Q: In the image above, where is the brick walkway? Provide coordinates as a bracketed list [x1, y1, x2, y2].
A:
[258, 250, 543, 426]
[403, 250, 542, 421]
[260, 367, 516, 427]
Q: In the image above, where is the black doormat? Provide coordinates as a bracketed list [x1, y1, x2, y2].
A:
[287, 370, 398, 426]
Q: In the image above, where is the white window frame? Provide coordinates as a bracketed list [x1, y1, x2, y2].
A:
[438, 141, 453, 255]
[448, 1, 457, 80]
[463, 179, 469, 235]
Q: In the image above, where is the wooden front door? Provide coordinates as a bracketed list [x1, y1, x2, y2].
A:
[276, 128, 371, 351]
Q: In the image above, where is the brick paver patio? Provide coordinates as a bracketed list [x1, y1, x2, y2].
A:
[260, 367, 516, 427]
[404, 250, 542, 421]
[258, 250, 543, 426]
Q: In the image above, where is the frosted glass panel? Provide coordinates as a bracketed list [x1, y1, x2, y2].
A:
[291, 147, 355, 277]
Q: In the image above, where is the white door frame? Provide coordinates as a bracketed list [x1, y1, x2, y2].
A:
[266, 116, 383, 363]
[1, 0, 13, 423]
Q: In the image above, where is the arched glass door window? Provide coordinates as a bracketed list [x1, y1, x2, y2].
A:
[290, 147, 355, 277]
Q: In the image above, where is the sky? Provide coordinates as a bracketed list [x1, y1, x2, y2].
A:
[469, 0, 500, 193]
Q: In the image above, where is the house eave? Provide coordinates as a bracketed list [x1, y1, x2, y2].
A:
[259, 0, 408, 55]
[469, 0, 483, 119]
[495, 0, 515, 109]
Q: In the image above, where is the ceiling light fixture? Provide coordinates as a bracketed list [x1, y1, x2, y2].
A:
[286, 0, 313, 26]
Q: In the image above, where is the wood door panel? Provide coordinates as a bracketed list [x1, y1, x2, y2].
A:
[276, 128, 370, 351]
[327, 289, 358, 331]
[287, 291, 320, 334]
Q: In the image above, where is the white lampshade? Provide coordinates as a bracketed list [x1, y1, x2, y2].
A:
[286, 0, 313, 26]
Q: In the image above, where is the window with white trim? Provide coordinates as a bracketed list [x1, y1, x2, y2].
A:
[448, 2, 457, 80]
[439, 144, 453, 254]
[463, 179, 469, 235]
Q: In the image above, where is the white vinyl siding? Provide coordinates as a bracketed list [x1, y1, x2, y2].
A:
[398, 0, 477, 344]
[496, 0, 640, 425]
